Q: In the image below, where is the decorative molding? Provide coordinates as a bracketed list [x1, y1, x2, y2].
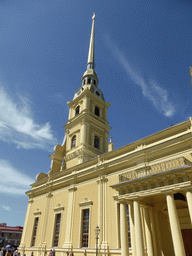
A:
[46, 192, 53, 198]
[119, 157, 192, 182]
[65, 148, 83, 161]
[34, 208, 41, 215]
[68, 185, 77, 192]
[69, 129, 80, 137]
[54, 203, 64, 212]
[79, 198, 93, 207]
[28, 199, 34, 204]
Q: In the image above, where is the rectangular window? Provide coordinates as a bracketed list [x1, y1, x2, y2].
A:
[9, 233, 12, 238]
[1, 233, 4, 237]
[31, 217, 39, 246]
[81, 209, 90, 247]
[53, 213, 61, 247]
[126, 204, 131, 248]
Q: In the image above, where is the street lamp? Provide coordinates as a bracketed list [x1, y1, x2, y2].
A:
[4, 235, 7, 247]
[95, 226, 100, 256]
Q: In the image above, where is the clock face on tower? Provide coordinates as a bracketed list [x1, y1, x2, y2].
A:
[74, 88, 83, 99]
[94, 89, 101, 98]
[77, 89, 82, 96]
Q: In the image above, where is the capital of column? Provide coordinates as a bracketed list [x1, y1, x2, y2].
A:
[161, 189, 174, 196]
[46, 192, 53, 198]
[68, 185, 77, 192]
[81, 119, 89, 125]
[183, 187, 192, 194]
[28, 198, 34, 204]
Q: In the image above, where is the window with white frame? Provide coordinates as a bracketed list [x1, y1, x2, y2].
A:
[81, 209, 90, 247]
[31, 217, 39, 247]
[53, 213, 61, 247]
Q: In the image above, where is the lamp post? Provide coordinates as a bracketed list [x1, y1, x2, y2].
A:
[4, 235, 7, 247]
[95, 226, 100, 256]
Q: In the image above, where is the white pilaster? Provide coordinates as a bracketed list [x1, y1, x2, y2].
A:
[41, 192, 53, 244]
[153, 207, 164, 256]
[149, 208, 158, 256]
[97, 176, 109, 250]
[63, 185, 77, 249]
[144, 207, 153, 256]
[19, 198, 34, 247]
[166, 193, 185, 256]
[81, 121, 87, 145]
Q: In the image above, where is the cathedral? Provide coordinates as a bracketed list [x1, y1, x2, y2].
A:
[19, 14, 192, 256]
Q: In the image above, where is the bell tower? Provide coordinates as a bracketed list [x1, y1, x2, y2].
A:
[64, 14, 111, 169]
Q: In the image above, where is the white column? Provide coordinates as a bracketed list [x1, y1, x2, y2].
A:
[166, 193, 185, 256]
[144, 207, 154, 256]
[133, 200, 145, 256]
[186, 189, 192, 225]
[120, 202, 129, 256]
[129, 203, 136, 256]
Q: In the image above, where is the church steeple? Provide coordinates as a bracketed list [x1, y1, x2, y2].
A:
[87, 13, 95, 70]
[61, 13, 110, 169]
[48, 13, 110, 173]
[81, 13, 99, 87]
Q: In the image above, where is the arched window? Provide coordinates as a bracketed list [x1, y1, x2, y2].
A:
[88, 78, 91, 84]
[71, 135, 76, 148]
[93, 80, 96, 85]
[83, 80, 86, 85]
[95, 106, 100, 117]
[94, 136, 100, 149]
[75, 106, 80, 116]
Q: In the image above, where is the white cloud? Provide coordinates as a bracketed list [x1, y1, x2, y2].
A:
[1, 205, 11, 211]
[0, 85, 57, 149]
[0, 159, 34, 195]
[105, 35, 176, 117]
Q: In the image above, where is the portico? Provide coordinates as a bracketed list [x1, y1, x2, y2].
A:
[111, 156, 192, 256]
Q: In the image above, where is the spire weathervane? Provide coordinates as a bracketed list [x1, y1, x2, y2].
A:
[87, 13, 95, 70]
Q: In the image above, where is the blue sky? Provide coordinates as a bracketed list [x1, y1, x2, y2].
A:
[0, 0, 192, 226]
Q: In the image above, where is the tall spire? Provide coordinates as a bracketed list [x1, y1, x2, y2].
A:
[87, 13, 95, 70]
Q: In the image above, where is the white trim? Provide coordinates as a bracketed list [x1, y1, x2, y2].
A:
[54, 204, 65, 212]
[51, 209, 63, 247]
[78, 200, 92, 248]
[30, 216, 39, 247]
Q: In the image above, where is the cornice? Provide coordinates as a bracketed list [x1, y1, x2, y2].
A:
[34, 209, 41, 215]
[54, 204, 65, 212]
[65, 112, 110, 130]
[27, 121, 192, 198]
[67, 89, 110, 108]
[79, 198, 93, 207]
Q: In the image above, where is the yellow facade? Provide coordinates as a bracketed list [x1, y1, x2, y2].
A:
[19, 14, 192, 256]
